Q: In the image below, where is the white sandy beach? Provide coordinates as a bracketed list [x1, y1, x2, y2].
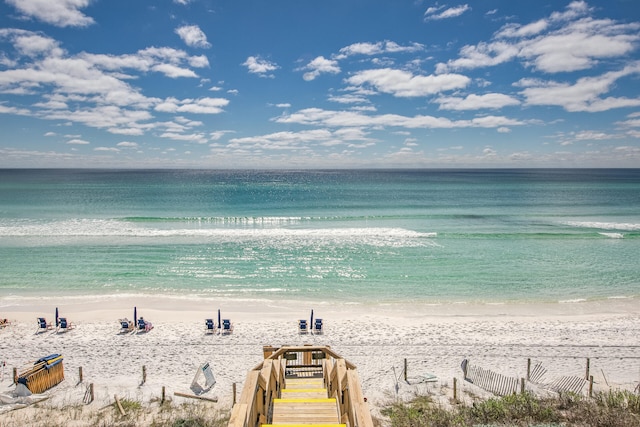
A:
[1, 296, 639, 425]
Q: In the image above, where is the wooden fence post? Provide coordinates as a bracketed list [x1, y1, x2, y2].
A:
[115, 395, 126, 416]
[142, 365, 147, 385]
[520, 377, 525, 394]
[584, 357, 590, 380]
[589, 375, 594, 398]
[233, 382, 237, 405]
[527, 358, 531, 380]
[79, 366, 83, 383]
[162, 386, 166, 404]
[453, 377, 457, 401]
[404, 359, 407, 382]
[13, 367, 17, 384]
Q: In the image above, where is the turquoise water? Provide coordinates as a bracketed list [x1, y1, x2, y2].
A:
[0, 169, 638, 304]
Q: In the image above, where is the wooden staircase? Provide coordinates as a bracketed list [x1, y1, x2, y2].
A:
[263, 378, 345, 427]
[228, 346, 373, 427]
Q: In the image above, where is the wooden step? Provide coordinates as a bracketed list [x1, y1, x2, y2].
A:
[263, 424, 346, 427]
[281, 389, 328, 399]
[285, 378, 324, 388]
[272, 398, 340, 424]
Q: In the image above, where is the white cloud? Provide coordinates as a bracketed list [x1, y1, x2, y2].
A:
[155, 97, 230, 114]
[152, 63, 198, 78]
[6, 0, 94, 27]
[275, 107, 525, 130]
[424, 4, 471, 21]
[336, 41, 424, 59]
[228, 129, 341, 151]
[175, 25, 211, 49]
[300, 56, 340, 81]
[242, 56, 279, 77]
[437, 93, 520, 110]
[66, 138, 89, 145]
[159, 132, 208, 143]
[189, 55, 210, 68]
[440, 1, 640, 74]
[94, 147, 119, 152]
[328, 94, 370, 104]
[346, 68, 470, 97]
[519, 63, 640, 112]
[117, 141, 138, 148]
[210, 130, 234, 140]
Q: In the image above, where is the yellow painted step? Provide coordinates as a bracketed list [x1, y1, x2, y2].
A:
[263, 424, 346, 427]
[274, 398, 335, 403]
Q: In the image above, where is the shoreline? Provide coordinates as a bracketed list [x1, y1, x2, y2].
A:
[2, 293, 639, 323]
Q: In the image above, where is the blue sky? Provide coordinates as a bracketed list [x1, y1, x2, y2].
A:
[1, 0, 639, 168]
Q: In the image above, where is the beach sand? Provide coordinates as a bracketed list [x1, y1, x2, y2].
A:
[1, 296, 639, 425]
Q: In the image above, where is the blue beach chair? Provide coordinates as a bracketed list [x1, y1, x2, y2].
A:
[221, 319, 233, 335]
[137, 317, 154, 333]
[205, 318, 216, 334]
[298, 319, 308, 334]
[36, 317, 53, 333]
[313, 318, 323, 335]
[56, 317, 75, 333]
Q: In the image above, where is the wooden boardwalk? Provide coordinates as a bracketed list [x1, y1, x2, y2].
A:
[228, 346, 371, 427]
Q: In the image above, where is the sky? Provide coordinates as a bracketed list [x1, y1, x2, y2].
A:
[1, 0, 640, 168]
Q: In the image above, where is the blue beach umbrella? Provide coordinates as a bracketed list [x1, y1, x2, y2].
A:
[55, 307, 59, 327]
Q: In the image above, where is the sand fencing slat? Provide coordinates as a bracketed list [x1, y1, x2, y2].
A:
[527, 361, 587, 395]
[463, 361, 519, 396]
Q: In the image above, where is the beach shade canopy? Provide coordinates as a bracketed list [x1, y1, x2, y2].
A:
[55, 307, 59, 327]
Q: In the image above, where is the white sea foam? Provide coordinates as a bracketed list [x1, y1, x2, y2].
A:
[598, 232, 624, 239]
[0, 218, 437, 247]
[563, 221, 640, 231]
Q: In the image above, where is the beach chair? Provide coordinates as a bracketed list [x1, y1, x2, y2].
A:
[205, 318, 216, 334]
[56, 317, 75, 333]
[36, 317, 53, 333]
[0, 318, 11, 328]
[137, 317, 154, 333]
[313, 318, 324, 334]
[221, 319, 233, 335]
[298, 319, 308, 334]
[119, 318, 134, 333]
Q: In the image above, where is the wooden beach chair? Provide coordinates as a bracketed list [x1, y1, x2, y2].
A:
[56, 318, 75, 333]
[221, 319, 233, 335]
[298, 319, 308, 334]
[119, 318, 134, 333]
[205, 318, 216, 334]
[313, 318, 324, 334]
[36, 317, 53, 333]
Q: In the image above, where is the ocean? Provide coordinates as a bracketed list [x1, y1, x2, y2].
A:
[0, 169, 638, 306]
